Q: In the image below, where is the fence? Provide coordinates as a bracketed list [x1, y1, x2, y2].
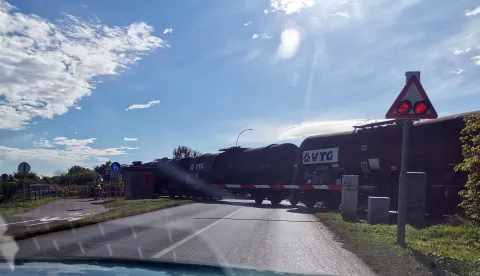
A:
[59, 184, 125, 198]
[29, 184, 60, 201]
[1, 183, 125, 202]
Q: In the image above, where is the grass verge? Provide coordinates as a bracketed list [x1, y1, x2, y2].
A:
[0, 197, 59, 216]
[11, 198, 192, 241]
[316, 212, 480, 276]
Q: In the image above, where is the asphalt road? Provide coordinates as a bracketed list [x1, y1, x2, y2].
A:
[1, 199, 375, 275]
[1, 199, 106, 235]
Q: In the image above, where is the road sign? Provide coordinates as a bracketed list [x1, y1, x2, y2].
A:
[105, 167, 111, 176]
[110, 171, 119, 179]
[385, 73, 438, 119]
[110, 162, 121, 172]
[386, 71, 439, 247]
[18, 162, 31, 174]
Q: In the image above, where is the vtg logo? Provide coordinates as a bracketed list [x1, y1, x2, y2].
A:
[302, 148, 339, 164]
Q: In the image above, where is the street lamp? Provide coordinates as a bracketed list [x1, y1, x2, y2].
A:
[236, 128, 253, 147]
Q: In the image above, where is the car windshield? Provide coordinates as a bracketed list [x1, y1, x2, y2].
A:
[1, 1, 480, 276]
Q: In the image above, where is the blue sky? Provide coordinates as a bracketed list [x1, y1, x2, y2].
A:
[0, 0, 480, 176]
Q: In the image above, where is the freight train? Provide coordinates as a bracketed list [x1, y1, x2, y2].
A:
[127, 110, 478, 215]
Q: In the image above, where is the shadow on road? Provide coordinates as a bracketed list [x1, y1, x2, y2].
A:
[197, 199, 292, 209]
[194, 199, 338, 215]
[193, 217, 320, 222]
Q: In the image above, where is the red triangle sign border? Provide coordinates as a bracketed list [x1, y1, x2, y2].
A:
[385, 75, 438, 119]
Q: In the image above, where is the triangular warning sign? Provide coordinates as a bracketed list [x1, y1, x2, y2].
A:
[385, 75, 438, 119]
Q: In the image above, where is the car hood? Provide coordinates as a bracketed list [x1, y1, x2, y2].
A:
[0, 257, 337, 276]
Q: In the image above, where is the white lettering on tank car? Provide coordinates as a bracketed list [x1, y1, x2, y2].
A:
[360, 162, 370, 173]
[302, 147, 339, 164]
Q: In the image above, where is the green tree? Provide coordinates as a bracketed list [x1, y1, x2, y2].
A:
[455, 114, 480, 222]
[42, 176, 52, 184]
[172, 145, 202, 159]
[65, 165, 97, 185]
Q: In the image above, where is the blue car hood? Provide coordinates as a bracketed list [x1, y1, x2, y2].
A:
[0, 257, 337, 276]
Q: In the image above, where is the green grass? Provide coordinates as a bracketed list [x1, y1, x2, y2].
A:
[316, 212, 480, 276]
[0, 197, 59, 216]
[10, 198, 192, 241]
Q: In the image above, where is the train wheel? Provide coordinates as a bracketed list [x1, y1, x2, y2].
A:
[324, 199, 339, 210]
[270, 198, 282, 206]
[304, 200, 316, 209]
[217, 196, 223, 200]
[255, 198, 263, 205]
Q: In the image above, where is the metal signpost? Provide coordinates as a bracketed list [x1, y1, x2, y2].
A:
[110, 162, 121, 200]
[385, 71, 438, 246]
[18, 162, 31, 201]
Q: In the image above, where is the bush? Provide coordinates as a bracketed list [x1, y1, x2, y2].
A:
[455, 114, 480, 222]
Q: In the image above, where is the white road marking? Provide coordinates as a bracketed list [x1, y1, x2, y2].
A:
[0, 218, 42, 227]
[152, 207, 244, 258]
[77, 242, 85, 254]
[0, 212, 96, 227]
[28, 221, 50, 227]
[53, 240, 59, 251]
[33, 238, 40, 250]
[99, 224, 105, 237]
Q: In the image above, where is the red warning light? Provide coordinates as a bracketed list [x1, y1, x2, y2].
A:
[396, 100, 411, 115]
[413, 101, 428, 115]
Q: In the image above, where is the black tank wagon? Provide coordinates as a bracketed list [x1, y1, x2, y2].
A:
[211, 143, 299, 205]
[295, 110, 479, 214]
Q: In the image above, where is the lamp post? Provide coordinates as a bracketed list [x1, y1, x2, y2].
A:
[236, 128, 253, 147]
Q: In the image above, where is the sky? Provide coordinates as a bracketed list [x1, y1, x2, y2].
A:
[0, 0, 480, 176]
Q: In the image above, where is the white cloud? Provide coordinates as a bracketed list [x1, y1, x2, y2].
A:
[124, 137, 138, 142]
[0, 136, 139, 168]
[244, 21, 252, 26]
[163, 28, 173, 34]
[23, 134, 35, 141]
[450, 68, 465, 75]
[334, 11, 351, 17]
[33, 139, 54, 148]
[472, 56, 480, 66]
[277, 28, 301, 59]
[0, 2, 165, 130]
[125, 100, 160, 111]
[465, 6, 480, 17]
[453, 48, 471, 55]
[225, 118, 378, 145]
[74, 105, 82, 110]
[252, 33, 272, 40]
[264, 0, 315, 14]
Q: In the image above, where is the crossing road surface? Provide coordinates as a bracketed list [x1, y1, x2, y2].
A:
[1, 199, 106, 235]
[1, 199, 375, 275]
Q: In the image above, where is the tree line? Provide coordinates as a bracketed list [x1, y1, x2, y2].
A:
[1, 145, 202, 187]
